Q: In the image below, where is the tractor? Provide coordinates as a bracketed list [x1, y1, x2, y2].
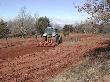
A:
[37, 27, 62, 47]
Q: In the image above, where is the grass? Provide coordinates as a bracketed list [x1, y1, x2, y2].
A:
[47, 48, 110, 82]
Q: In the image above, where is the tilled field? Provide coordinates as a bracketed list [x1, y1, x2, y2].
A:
[0, 34, 110, 82]
[0, 37, 52, 60]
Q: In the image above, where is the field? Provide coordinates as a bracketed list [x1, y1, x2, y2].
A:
[0, 37, 52, 60]
[0, 33, 110, 82]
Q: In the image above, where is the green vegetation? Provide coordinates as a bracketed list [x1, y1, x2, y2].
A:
[35, 16, 51, 35]
[4, 7, 51, 38]
[0, 19, 10, 46]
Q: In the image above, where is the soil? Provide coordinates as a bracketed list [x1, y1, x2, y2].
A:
[0, 37, 52, 60]
[0, 34, 110, 82]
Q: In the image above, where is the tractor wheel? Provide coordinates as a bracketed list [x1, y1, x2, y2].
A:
[56, 35, 60, 44]
[44, 36, 47, 41]
[59, 36, 62, 43]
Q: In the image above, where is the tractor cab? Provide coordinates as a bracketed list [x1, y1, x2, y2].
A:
[43, 27, 57, 37]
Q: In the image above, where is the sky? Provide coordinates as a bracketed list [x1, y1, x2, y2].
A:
[0, 0, 89, 25]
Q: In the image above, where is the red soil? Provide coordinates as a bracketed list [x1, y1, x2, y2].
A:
[0, 38, 52, 60]
[0, 34, 110, 82]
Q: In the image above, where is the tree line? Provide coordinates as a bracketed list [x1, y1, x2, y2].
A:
[0, 0, 110, 39]
[63, 0, 110, 36]
[63, 21, 110, 37]
[0, 7, 52, 39]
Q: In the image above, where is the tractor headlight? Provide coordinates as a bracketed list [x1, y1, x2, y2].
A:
[43, 33, 47, 37]
[52, 33, 56, 37]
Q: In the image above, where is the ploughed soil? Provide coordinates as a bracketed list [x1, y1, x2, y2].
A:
[0, 34, 110, 82]
[0, 45, 52, 60]
[0, 37, 52, 60]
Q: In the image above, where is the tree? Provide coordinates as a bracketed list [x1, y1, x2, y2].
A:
[0, 19, 10, 46]
[63, 25, 73, 36]
[74, 0, 110, 24]
[35, 16, 51, 35]
[10, 7, 35, 37]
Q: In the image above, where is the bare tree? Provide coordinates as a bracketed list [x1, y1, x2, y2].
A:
[9, 7, 35, 37]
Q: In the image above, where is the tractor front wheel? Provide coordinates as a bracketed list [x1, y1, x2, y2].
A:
[44, 36, 47, 41]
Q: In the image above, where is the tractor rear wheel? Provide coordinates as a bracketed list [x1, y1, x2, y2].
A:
[59, 36, 62, 43]
[56, 35, 60, 44]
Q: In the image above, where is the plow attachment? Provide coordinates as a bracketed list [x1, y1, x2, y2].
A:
[36, 38, 58, 47]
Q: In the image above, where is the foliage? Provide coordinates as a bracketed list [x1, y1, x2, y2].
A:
[72, 0, 110, 34]
[0, 19, 10, 38]
[0, 19, 10, 46]
[35, 16, 51, 35]
[7, 7, 51, 37]
[63, 25, 73, 37]
[68, 21, 110, 34]
[74, 0, 110, 24]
